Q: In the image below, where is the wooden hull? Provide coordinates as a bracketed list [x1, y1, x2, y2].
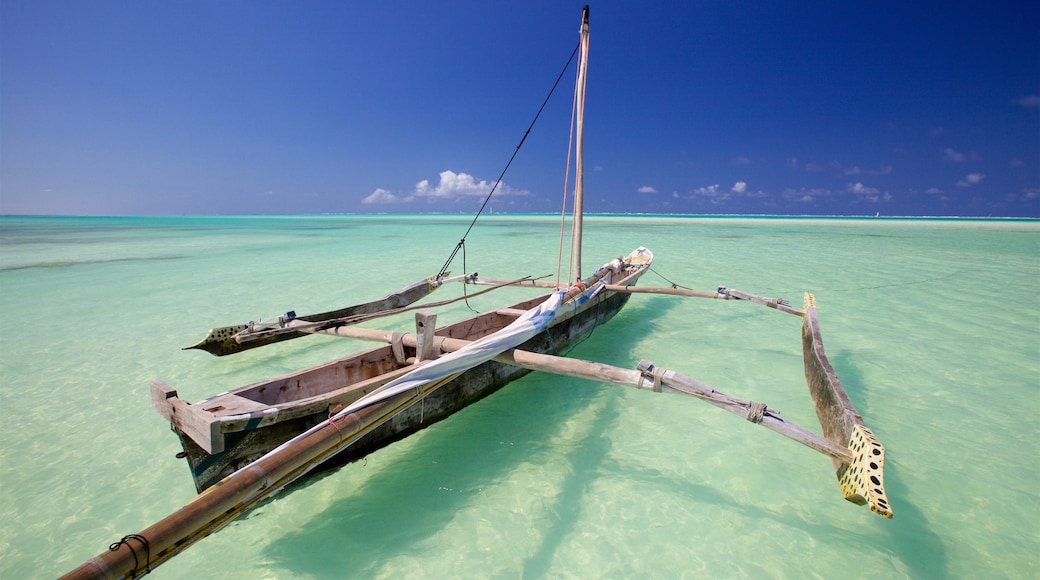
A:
[155, 253, 650, 493]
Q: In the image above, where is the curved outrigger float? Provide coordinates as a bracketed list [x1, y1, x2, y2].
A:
[62, 7, 888, 579]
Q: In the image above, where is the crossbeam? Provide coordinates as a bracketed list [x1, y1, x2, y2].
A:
[603, 284, 805, 316]
[297, 323, 851, 463]
[460, 276, 805, 317]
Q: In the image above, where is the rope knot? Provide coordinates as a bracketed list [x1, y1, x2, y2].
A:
[745, 401, 767, 424]
[109, 534, 151, 577]
[636, 360, 664, 392]
[328, 404, 344, 441]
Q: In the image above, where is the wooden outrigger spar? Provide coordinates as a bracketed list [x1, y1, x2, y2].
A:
[62, 7, 889, 579]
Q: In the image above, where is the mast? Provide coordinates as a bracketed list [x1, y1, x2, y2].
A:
[571, 5, 590, 280]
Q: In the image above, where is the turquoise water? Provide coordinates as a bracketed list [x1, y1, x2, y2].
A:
[1, 215, 1037, 579]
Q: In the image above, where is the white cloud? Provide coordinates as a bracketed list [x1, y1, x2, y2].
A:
[733, 156, 751, 166]
[843, 165, 893, 176]
[798, 160, 891, 176]
[1013, 95, 1040, 108]
[679, 181, 767, 203]
[414, 170, 499, 198]
[943, 148, 967, 162]
[688, 184, 730, 203]
[847, 182, 891, 203]
[362, 188, 408, 204]
[925, 187, 943, 194]
[848, 182, 880, 195]
[782, 187, 832, 203]
[956, 173, 985, 187]
[638, 185, 657, 193]
[1010, 158, 1025, 168]
[365, 169, 527, 205]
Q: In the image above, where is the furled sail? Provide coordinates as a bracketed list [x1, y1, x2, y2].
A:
[268, 290, 565, 455]
[345, 290, 563, 414]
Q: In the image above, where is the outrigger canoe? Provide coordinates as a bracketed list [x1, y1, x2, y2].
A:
[155, 249, 654, 493]
[62, 8, 888, 579]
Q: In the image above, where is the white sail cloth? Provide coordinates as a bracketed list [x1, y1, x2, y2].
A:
[338, 289, 565, 416]
[268, 289, 566, 457]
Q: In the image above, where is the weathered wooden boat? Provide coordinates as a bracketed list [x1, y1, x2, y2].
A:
[154, 249, 653, 493]
[63, 8, 890, 579]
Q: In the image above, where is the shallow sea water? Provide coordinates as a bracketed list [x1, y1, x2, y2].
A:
[1, 214, 1037, 579]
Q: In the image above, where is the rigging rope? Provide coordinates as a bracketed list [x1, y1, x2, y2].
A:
[436, 40, 582, 279]
[648, 266, 694, 290]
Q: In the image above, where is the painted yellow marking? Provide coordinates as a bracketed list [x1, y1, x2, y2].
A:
[839, 424, 893, 518]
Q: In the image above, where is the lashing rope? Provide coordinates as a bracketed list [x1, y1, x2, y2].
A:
[745, 401, 768, 424]
[327, 404, 345, 442]
[109, 534, 150, 577]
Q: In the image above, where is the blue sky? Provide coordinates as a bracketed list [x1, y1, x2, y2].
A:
[2, 1, 1038, 217]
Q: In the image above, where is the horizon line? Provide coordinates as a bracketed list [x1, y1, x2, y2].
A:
[1, 212, 1037, 221]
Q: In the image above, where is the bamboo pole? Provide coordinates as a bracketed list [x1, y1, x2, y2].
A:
[62, 375, 459, 580]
